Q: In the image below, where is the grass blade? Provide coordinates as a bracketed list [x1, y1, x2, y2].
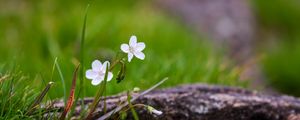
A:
[78, 3, 90, 99]
[26, 82, 54, 115]
[55, 59, 67, 105]
[70, 3, 90, 117]
[72, 4, 90, 116]
[59, 64, 80, 120]
[51, 57, 67, 105]
[0, 75, 9, 84]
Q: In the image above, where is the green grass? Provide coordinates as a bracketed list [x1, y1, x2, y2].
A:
[0, 66, 37, 119]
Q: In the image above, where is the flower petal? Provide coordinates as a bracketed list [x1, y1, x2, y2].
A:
[92, 60, 102, 72]
[91, 78, 102, 86]
[107, 72, 113, 81]
[152, 109, 163, 115]
[128, 53, 134, 62]
[121, 44, 129, 53]
[101, 61, 110, 71]
[86, 69, 97, 79]
[129, 35, 137, 47]
[136, 42, 145, 51]
[134, 51, 145, 60]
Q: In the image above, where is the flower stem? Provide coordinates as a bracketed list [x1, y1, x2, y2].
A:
[85, 65, 109, 120]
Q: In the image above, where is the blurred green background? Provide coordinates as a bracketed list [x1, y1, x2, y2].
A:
[254, 0, 300, 96]
[0, 0, 300, 99]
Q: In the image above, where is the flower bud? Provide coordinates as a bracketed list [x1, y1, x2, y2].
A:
[116, 60, 126, 83]
[133, 87, 140, 92]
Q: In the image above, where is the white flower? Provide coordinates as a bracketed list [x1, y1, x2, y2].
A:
[85, 60, 113, 86]
[121, 35, 145, 62]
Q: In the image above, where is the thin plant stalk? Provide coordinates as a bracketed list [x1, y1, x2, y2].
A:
[59, 65, 80, 120]
[51, 57, 67, 105]
[85, 65, 109, 120]
[127, 91, 139, 120]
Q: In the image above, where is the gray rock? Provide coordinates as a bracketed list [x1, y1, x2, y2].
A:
[53, 84, 300, 120]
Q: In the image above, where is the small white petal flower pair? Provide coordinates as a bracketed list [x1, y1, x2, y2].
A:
[121, 35, 145, 62]
[86, 35, 146, 85]
[86, 60, 113, 86]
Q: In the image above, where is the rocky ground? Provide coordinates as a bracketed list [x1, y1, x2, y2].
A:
[54, 84, 300, 120]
